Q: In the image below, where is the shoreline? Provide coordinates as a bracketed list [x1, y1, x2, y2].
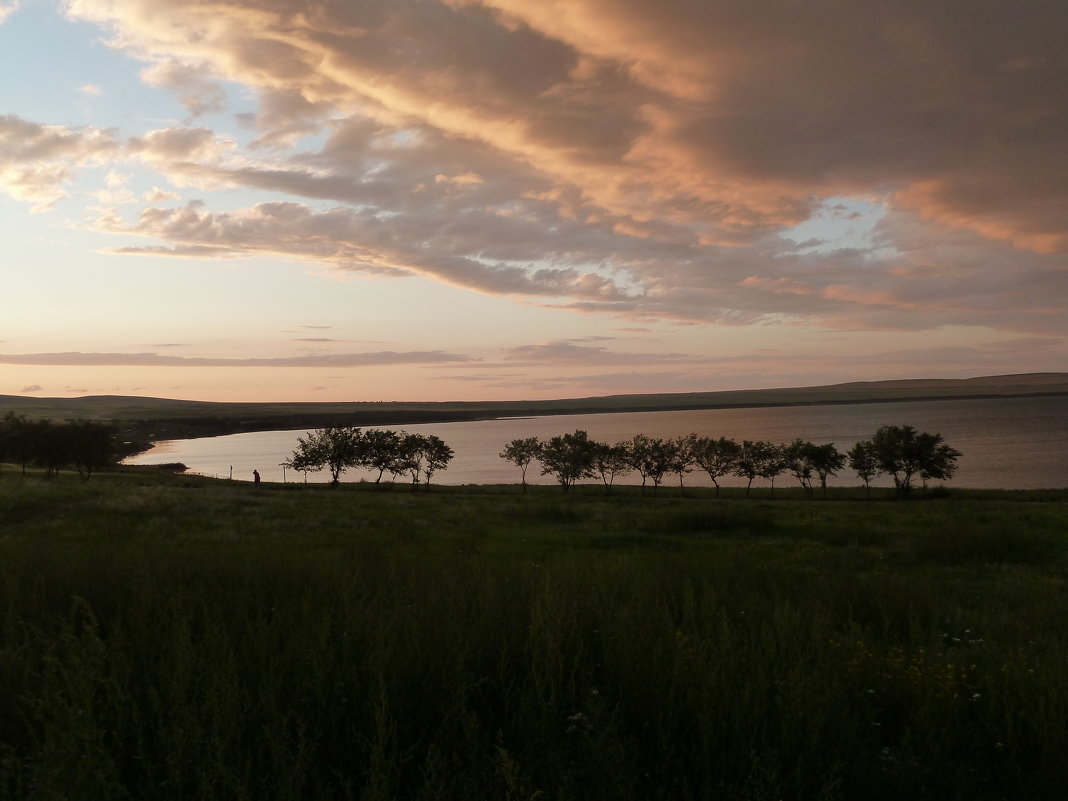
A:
[119, 388, 1067, 459]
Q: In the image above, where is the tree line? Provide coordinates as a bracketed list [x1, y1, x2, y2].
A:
[500, 425, 961, 497]
[285, 426, 454, 487]
[0, 412, 117, 480]
[0, 414, 959, 497]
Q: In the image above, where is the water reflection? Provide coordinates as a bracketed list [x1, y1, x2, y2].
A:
[124, 396, 1068, 490]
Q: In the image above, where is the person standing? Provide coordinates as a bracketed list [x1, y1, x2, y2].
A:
[253, 469, 261, 485]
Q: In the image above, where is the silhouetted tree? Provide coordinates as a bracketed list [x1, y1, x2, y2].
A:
[0, 415, 117, 479]
[32, 420, 67, 479]
[0, 412, 31, 474]
[917, 432, 962, 491]
[288, 426, 362, 484]
[785, 440, 845, 497]
[668, 436, 693, 495]
[734, 440, 781, 496]
[538, 430, 597, 492]
[757, 441, 787, 496]
[689, 435, 740, 496]
[870, 425, 960, 497]
[591, 441, 631, 494]
[361, 429, 404, 484]
[499, 436, 541, 492]
[419, 434, 454, 487]
[810, 442, 846, 496]
[784, 439, 817, 496]
[67, 420, 117, 480]
[847, 440, 879, 496]
[627, 434, 675, 495]
[399, 433, 426, 486]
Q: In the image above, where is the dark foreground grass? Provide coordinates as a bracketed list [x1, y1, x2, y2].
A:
[1, 472, 1066, 800]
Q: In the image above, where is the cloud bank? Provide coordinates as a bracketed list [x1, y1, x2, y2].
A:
[8, 0, 1065, 337]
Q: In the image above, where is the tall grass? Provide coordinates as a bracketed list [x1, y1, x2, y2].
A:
[1, 471, 1066, 799]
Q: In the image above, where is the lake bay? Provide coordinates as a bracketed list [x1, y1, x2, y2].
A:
[124, 395, 1068, 490]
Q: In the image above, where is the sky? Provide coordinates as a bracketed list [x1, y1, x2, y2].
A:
[0, 0, 1065, 402]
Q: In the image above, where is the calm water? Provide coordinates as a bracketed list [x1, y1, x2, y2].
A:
[124, 396, 1068, 490]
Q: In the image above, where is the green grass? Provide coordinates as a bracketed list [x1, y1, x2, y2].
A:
[1, 469, 1067, 800]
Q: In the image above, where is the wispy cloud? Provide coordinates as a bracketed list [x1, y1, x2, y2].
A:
[502, 340, 699, 366]
[0, 351, 477, 367]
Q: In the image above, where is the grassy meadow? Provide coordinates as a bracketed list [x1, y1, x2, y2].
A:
[1, 468, 1066, 800]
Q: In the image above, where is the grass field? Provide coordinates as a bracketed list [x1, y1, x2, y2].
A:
[1, 469, 1066, 800]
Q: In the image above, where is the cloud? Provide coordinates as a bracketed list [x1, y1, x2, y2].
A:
[6, 0, 1057, 338]
[502, 340, 695, 365]
[104, 170, 129, 187]
[140, 59, 227, 118]
[63, 0, 1068, 249]
[79, 83, 103, 96]
[126, 126, 233, 162]
[19, 384, 42, 393]
[93, 199, 637, 301]
[0, 114, 119, 209]
[144, 186, 180, 202]
[0, 1, 17, 25]
[0, 350, 477, 367]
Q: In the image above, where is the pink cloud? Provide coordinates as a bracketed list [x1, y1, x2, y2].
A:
[4, 0, 1055, 341]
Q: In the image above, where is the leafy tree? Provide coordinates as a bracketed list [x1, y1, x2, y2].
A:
[538, 430, 597, 492]
[810, 442, 846, 496]
[419, 434, 454, 487]
[848, 440, 879, 496]
[870, 425, 961, 497]
[917, 432, 962, 491]
[0, 412, 32, 474]
[785, 440, 845, 497]
[784, 439, 817, 496]
[734, 440, 780, 496]
[625, 434, 654, 493]
[871, 425, 922, 495]
[67, 420, 117, 480]
[361, 429, 404, 484]
[591, 441, 631, 494]
[399, 433, 426, 486]
[31, 419, 67, 479]
[626, 434, 675, 495]
[756, 441, 787, 496]
[689, 435, 740, 496]
[0, 415, 116, 479]
[288, 426, 362, 484]
[668, 436, 694, 494]
[499, 436, 541, 492]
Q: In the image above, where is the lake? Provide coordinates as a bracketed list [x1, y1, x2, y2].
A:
[124, 395, 1068, 490]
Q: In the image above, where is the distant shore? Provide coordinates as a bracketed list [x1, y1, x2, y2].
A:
[2, 372, 1065, 459]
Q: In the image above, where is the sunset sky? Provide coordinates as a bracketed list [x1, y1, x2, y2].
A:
[1, 0, 1065, 402]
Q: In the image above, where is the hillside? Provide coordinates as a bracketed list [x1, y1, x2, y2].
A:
[1, 372, 1065, 456]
